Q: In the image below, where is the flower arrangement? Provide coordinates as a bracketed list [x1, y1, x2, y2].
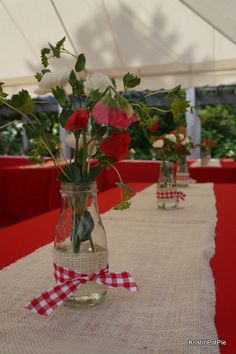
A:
[201, 138, 216, 153]
[0, 37, 190, 252]
[151, 127, 192, 163]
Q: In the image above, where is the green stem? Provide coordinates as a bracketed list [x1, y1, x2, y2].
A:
[0, 120, 19, 130]
[82, 131, 87, 176]
[74, 133, 79, 164]
[103, 159, 124, 201]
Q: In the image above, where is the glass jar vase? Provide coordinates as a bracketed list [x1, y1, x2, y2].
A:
[156, 161, 178, 210]
[176, 159, 189, 187]
[53, 182, 108, 309]
[201, 149, 211, 166]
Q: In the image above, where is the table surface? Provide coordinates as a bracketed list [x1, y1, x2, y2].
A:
[0, 183, 220, 354]
[0, 183, 235, 353]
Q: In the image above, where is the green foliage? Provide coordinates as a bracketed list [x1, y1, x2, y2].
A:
[69, 70, 77, 86]
[168, 87, 190, 124]
[59, 107, 73, 127]
[40, 48, 50, 68]
[52, 87, 67, 107]
[0, 119, 23, 155]
[75, 54, 86, 72]
[10, 90, 34, 115]
[0, 83, 8, 100]
[113, 191, 132, 210]
[200, 104, 236, 157]
[71, 210, 95, 253]
[123, 73, 141, 89]
[24, 121, 42, 139]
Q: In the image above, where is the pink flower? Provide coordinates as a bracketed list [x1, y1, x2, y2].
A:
[92, 101, 138, 128]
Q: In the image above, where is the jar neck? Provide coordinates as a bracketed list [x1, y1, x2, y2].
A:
[60, 182, 97, 198]
[159, 161, 175, 184]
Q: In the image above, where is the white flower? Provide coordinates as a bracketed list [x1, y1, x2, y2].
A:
[181, 137, 190, 145]
[84, 73, 113, 95]
[178, 133, 185, 141]
[165, 134, 176, 143]
[35, 69, 70, 95]
[153, 139, 164, 148]
[64, 133, 97, 156]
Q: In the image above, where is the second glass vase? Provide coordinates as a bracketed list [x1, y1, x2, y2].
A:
[156, 161, 178, 210]
[176, 159, 190, 187]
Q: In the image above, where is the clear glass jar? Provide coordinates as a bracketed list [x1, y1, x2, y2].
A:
[53, 182, 108, 308]
[176, 159, 189, 187]
[201, 149, 211, 166]
[156, 161, 177, 209]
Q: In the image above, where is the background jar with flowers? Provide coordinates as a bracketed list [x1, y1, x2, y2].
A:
[201, 138, 216, 166]
[152, 134, 179, 209]
[171, 127, 193, 187]
[133, 87, 190, 209]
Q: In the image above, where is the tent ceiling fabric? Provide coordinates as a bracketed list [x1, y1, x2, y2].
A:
[1, 0, 236, 95]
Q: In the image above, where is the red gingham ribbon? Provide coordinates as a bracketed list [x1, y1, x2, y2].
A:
[156, 190, 186, 202]
[25, 263, 138, 316]
[176, 174, 189, 181]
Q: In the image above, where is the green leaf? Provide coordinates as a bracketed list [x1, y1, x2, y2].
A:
[55, 37, 66, 51]
[59, 107, 73, 127]
[40, 48, 50, 68]
[81, 166, 102, 183]
[87, 89, 102, 108]
[71, 211, 95, 252]
[10, 90, 34, 115]
[123, 72, 141, 89]
[0, 83, 8, 99]
[49, 43, 60, 58]
[74, 80, 85, 96]
[113, 200, 131, 210]
[42, 69, 51, 75]
[35, 72, 42, 82]
[69, 70, 77, 86]
[75, 54, 86, 72]
[111, 77, 116, 88]
[167, 85, 181, 97]
[24, 122, 42, 139]
[115, 182, 133, 194]
[52, 87, 67, 107]
[57, 163, 81, 184]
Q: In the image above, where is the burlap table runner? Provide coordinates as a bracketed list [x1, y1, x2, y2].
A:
[0, 183, 219, 354]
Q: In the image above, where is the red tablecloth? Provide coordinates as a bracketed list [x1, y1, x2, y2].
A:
[0, 183, 235, 353]
[212, 184, 236, 352]
[0, 156, 31, 169]
[1, 160, 236, 226]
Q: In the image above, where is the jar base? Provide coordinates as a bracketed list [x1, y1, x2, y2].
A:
[158, 203, 178, 210]
[64, 290, 107, 309]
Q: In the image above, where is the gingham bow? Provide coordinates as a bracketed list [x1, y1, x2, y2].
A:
[156, 190, 186, 202]
[25, 263, 138, 316]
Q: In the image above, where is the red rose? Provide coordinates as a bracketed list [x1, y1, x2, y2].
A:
[150, 120, 159, 132]
[65, 110, 89, 131]
[169, 129, 177, 135]
[100, 131, 131, 160]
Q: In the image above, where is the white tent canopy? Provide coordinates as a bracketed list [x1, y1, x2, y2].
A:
[1, 0, 236, 94]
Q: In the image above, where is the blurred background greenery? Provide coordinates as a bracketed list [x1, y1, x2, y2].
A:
[1, 91, 236, 159]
